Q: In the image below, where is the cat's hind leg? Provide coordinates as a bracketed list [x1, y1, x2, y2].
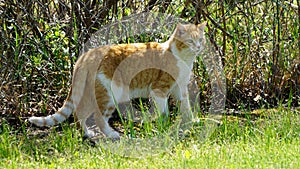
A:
[94, 107, 120, 139]
[81, 117, 96, 139]
[75, 108, 96, 139]
[94, 80, 120, 139]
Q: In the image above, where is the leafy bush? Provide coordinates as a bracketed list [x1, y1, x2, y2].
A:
[0, 0, 299, 124]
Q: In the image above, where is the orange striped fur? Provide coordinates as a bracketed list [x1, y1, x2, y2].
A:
[29, 22, 207, 139]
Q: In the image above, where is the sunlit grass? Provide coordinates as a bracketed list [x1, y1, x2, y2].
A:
[1, 108, 299, 168]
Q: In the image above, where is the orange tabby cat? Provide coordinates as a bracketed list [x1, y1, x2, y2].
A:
[29, 22, 207, 139]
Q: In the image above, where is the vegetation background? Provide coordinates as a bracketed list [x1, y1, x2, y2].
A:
[0, 1, 299, 168]
[0, 0, 299, 125]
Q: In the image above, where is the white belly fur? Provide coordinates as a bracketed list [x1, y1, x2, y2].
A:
[97, 73, 152, 104]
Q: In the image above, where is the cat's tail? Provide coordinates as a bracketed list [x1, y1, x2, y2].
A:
[28, 94, 75, 126]
[28, 65, 88, 127]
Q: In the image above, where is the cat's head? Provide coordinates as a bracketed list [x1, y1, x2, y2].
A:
[174, 22, 207, 53]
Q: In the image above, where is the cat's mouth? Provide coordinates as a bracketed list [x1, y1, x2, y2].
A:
[190, 47, 203, 54]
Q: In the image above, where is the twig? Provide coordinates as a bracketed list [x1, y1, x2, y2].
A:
[201, 9, 246, 47]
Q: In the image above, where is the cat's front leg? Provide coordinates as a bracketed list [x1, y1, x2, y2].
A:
[171, 86, 193, 123]
[179, 93, 193, 124]
[151, 90, 169, 116]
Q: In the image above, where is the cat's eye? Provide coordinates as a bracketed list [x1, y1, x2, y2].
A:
[186, 40, 194, 44]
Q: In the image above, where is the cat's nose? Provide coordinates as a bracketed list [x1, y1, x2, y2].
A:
[195, 42, 201, 49]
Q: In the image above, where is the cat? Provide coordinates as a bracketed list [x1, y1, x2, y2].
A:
[29, 22, 207, 139]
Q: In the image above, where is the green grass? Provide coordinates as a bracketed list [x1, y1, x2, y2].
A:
[1, 108, 299, 168]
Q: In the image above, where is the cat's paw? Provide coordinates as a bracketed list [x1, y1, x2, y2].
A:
[83, 130, 96, 139]
[107, 131, 120, 140]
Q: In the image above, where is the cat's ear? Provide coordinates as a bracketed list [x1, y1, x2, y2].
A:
[176, 23, 186, 36]
[197, 21, 207, 31]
